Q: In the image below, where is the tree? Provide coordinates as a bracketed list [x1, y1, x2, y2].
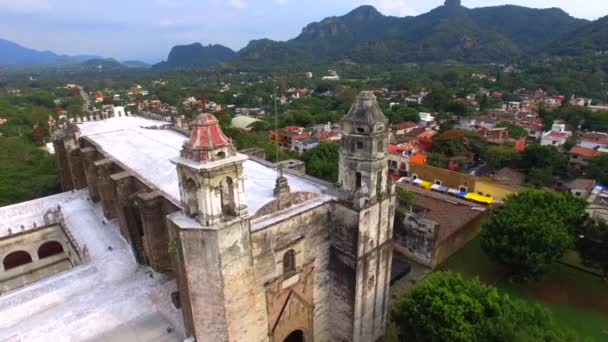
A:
[302, 142, 340, 182]
[480, 146, 520, 170]
[427, 152, 448, 169]
[430, 130, 465, 156]
[519, 144, 568, 174]
[495, 122, 527, 139]
[390, 271, 573, 342]
[586, 154, 608, 185]
[481, 190, 587, 281]
[576, 219, 608, 281]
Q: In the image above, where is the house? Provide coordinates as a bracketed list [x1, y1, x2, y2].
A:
[565, 179, 597, 198]
[578, 132, 608, 150]
[393, 121, 420, 136]
[569, 146, 600, 171]
[392, 183, 487, 268]
[292, 136, 319, 153]
[418, 112, 436, 127]
[541, 122, 572, 147]
[587, 185, 608, 222]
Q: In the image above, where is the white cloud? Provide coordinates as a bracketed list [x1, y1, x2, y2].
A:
[0, 0, 51, 13]
[353, 0, 416, 16]
[277, 0, 288, 5]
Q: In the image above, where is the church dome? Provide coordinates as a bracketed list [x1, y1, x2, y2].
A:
[188, 113, 231, 150]
[182, 113, 235, 162]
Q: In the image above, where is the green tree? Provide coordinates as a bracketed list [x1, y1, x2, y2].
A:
[518, 144, 567, 185]
[481, 146, 520, 170]
[427, 152, 448, 169]
[390, 271, 573, 342]
[430, 130, 465, 156]
[481, 190, 587, 281]
[495, 122, 527, 139]
[302, 142, 340, 182]
[586, 154, 608, 185]
[576, 219, 608, 281]
[0, 137, 60, 206]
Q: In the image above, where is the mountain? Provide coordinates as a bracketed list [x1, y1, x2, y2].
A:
[122, 60, 151, 69]
[235, 0, 587, 65]
[0, 38, 101, 65]
[155, 43, 236, 68]
[0, 38, 62, 65]
[548, 15, 608, 56]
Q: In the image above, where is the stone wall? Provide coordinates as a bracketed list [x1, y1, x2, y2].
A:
[0, 224, 83, 293]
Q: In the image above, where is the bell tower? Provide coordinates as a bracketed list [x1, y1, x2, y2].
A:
[339, 91, 389, 207]
[169, 113, 267, 342]
[175, 113, 248, 226]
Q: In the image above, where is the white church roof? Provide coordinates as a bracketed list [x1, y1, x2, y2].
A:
[78, 116, 328, 214]
[0, 191, 182, 341]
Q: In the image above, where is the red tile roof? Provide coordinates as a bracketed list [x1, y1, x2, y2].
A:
[570, 146, 599, 158]
[394, 121, 418, 130]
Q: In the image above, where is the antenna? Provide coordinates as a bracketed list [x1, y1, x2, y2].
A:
[274, 86, 279, 177]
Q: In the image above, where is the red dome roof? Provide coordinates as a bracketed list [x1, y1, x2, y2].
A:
[188, 113, 231, 150]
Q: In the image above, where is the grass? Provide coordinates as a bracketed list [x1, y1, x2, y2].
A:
[441, 236, 608, 341]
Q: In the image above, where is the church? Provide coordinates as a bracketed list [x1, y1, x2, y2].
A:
[0, 91, 396, 342]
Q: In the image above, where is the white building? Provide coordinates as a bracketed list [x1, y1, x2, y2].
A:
[418, 112, 436, 127]
[541, 122, 572, 147]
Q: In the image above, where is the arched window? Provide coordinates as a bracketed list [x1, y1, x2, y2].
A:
[38, 241, 64, 259]
[355, 172, 362, 189]
[184, 179, 199, 217]
[221, 177, 236, 216]
[283, 249, 296, 274]
[216, 151, 226, 160]
[377, 140, 383, 153]
[3, 251, 33, 270]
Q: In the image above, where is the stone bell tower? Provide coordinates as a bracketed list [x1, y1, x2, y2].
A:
[169, 113, 267, 342]
[333, 91, 395, 342]
[339, 91, 390, 208]
[175, 113, 248, 225]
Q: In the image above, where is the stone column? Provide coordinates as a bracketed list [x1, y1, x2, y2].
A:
[111, 171, 133, 242]
[136, 191, 171, 272]
[69, 148, 87, 189]
[81, 147, 100, 202]
[94, 159, 116, 219]
[53, 139, 74, 191]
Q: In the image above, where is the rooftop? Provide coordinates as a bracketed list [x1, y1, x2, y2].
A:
[78, 116, 329, 216]
[570, 146, 599, 158]
[0, 191, 182, 341]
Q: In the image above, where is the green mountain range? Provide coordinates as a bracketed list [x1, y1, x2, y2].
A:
[155, 43, 237, 69]
[549, 15, 608, 56]
[161, 0, 604, 68]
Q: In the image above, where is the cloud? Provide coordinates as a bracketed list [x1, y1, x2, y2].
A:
[277, 0, 288, 5]
[353, 0, 416, 16]
[0, 0, 51, 13]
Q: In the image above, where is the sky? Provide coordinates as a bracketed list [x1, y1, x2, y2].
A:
[0, 0, 606, 63]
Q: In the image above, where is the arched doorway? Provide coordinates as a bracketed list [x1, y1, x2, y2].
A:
[284, 330, 304, 342]
[38, 241, 64, 259]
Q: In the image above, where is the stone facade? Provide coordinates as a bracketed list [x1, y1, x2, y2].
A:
[50, 92, 396, 342]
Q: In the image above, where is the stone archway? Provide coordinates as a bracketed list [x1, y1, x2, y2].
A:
[284, 330, 304, 342]
[271, 291, 312, 342]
